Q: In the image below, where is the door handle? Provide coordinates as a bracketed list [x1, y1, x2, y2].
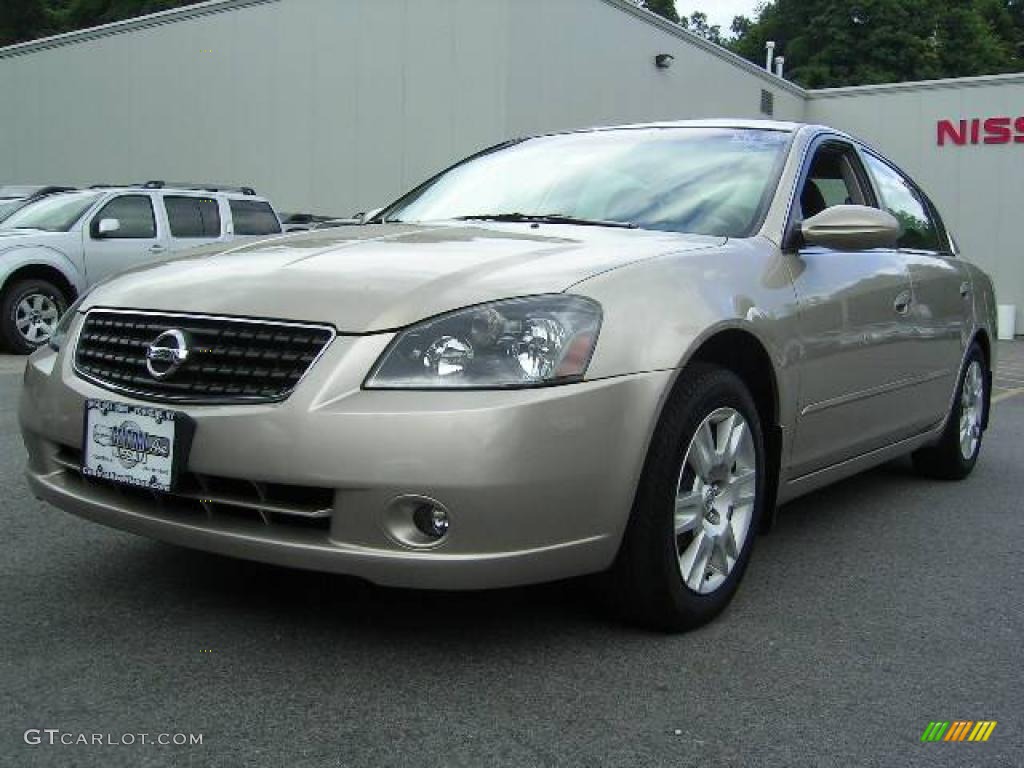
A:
[149, 244, 166, 254]
[893, 290, 912, 316]
[960, 281, 971, 299]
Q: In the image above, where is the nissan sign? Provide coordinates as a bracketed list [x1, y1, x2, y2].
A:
[937, 117, 1024, 146]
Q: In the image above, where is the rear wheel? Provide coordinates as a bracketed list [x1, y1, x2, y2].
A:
[611, 364, 767, 632]
[912, 343, 988, 480]
[0, 279, 69, 354]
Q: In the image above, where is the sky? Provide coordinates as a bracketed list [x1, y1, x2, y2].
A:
[674, 1, 763, 32]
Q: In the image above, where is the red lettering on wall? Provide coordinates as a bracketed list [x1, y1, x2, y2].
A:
[938, 116, 1024, 146]
[983, 117, 1012, 144]
[937, 119, 967, 145]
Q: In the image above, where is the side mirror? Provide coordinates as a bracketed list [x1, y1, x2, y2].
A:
[96, 218, 121, 237]
[801, 205, 901, 251]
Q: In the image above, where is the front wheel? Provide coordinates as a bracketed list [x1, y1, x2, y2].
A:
[0, 279, 69, 354]
[912, 343, 989, 480]
[611, 364, 767, 632]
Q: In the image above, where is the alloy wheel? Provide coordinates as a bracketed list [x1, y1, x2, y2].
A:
[674, 407, 757, 595]
[959, 360, 984, 460]
[15, 293, 61, 345]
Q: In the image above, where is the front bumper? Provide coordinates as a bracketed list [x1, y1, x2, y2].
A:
[20, 333, 672, 589]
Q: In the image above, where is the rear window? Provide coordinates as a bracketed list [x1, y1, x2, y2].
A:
[229, 200, 281, 236]
[165, 196, 221, 238]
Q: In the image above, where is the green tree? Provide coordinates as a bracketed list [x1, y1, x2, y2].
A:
[53, 0, 201, 30]
[681, 11, 724, 43]
[641, 0, 680, 24]
[0, 0, 202, 46]
[730, 0, 1022, 87]
[0, 0, 58, 47]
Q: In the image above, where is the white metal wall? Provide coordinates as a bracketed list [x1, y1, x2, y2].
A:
[808, 76, 1024, 332]
[0, 0, 1017, 333]
[0, 0, 800, 217]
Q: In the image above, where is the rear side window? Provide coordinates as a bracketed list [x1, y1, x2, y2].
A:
[229, 200, 281, 236]
[93, 195, 156, 239]
[165, 196, 221, 238]
[862, 153, 939, 251]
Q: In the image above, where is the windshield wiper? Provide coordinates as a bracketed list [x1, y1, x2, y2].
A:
[456, 212, 637, 229]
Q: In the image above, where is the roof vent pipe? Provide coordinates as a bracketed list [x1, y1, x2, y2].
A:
[774, 56, 785, 79]
[765, 41, 775, 71]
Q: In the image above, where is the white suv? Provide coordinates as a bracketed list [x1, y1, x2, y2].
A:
[0, 182, 283, 353]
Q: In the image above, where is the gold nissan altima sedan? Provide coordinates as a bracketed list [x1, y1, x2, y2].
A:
[20, 121, 996, 630]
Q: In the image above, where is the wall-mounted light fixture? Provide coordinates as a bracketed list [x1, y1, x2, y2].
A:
[654, 54, 675, 69]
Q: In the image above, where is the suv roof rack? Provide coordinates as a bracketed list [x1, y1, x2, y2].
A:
[87, 181, 258, 195]
[140, 180, 257, 196]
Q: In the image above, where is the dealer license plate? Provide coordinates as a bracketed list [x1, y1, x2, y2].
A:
[82, 399, 184, 492]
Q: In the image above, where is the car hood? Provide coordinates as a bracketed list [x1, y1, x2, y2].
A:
[82, 223, 723, 332]
[0, 229, 66, 249]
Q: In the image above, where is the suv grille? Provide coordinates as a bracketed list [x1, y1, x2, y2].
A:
[74, 310, 334, 403]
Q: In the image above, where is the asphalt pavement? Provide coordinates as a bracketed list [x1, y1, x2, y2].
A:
[1, 347, 1022, 767]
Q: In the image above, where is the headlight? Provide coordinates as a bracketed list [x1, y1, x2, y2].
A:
[47, 292, 89, 352]
[365, 296, 602, 389]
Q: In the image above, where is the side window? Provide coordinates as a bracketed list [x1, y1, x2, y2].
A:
[862, 153, 939, 251]
[798, 142, 867, 220]
[229, 200, 281, 236]
[92, 195, 156, 239]
[165, 196, 221, 238]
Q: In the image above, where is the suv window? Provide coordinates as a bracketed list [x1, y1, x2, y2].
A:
[229, 200, 281, 236]
[862, 153, 939, 251]
[798, 142, 868, 220]
[166, 196, 221, 238]
[93, 195, 156, 239]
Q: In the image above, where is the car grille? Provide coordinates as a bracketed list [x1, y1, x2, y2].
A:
[54, 445, 333, 531]
[73, 310, 334, 404]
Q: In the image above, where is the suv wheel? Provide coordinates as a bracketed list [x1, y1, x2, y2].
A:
[611, 363, 767, 631]
[0, 279, 69, 354]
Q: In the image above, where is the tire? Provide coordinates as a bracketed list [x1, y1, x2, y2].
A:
[0, 279, 69, 355]
[610, 363, 767, 632]
[912, 343, 988, 481]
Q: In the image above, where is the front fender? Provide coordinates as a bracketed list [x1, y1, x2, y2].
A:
[0, 245, 85, 295]
[573, 238, 800, 424]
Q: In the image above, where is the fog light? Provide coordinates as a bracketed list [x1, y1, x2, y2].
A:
[413, 504, 449, 539]
[382, 495, 452, 548]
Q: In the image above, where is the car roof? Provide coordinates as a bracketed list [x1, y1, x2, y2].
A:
[88, 186, 271, 202]
[583, 118, 804, 133]
[541, 119, 851, 143]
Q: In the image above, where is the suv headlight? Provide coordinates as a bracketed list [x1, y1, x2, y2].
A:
[365, 296, 602, 389]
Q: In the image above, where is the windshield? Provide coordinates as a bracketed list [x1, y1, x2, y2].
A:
[383, 127, 792, 237]
[0, 191, 103, 232]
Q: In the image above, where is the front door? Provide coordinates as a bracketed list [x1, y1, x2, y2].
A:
[83, 193, 168, 285]
[787, 139, 922, 477]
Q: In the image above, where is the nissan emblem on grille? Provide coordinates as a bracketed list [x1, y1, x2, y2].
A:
[145, 329, 190, 379]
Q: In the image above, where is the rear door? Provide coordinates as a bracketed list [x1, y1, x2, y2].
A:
[82, 193, 169, 284]
[162, 194, 226, 253]
[860, 151, 969, 428]
[787, 138, 921, 477]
